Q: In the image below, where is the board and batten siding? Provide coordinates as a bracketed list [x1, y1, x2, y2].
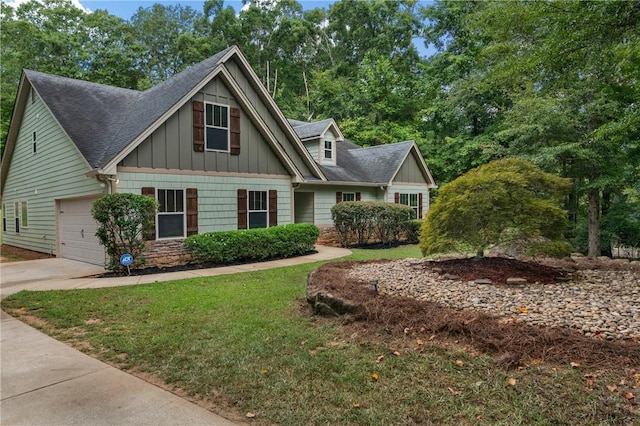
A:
[307, 185, 384, 225]
[394, 152, 429, 184]
[1, 88, 104, 254]
[116, 171, 292, 232]
[119, 78, 290, 176]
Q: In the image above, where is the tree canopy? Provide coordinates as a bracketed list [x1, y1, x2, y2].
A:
[2, 0, 638, 256]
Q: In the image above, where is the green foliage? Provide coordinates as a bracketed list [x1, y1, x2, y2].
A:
[420, 158, 572, 257]
[91, 193, 158, 271]
[184, 223, 319, 264]
[331, 201, 414, 247]
[403, 219, 422, 244]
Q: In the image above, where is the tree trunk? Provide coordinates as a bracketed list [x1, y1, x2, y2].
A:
[587, 188, 600, 257]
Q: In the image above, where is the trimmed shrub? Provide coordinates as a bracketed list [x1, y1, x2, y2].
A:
[184, 223, 319, 264]
[331, 201, 414, 247]
[403, 219, 422, 244]
[91, 193, 158, 271]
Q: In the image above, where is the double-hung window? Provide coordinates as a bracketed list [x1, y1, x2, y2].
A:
[20, 201, 28, 227]
[399, 193, 419, 219]
[342, 192, 356, 202]
[157, 189, 185, 238]
[323, 140, 333, 160]
[248, 191, 268, 229]
[205, 103, 229, 151]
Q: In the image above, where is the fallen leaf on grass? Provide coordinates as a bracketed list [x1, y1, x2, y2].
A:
[376, 355, 385, 363]
[371, 373, 379, 381]
[585, 379, 596, 389]
[518, 307, 528, 314]
[455, 359, 465, 367]
[416, 339, 424, 345]
[392, 350, 401, 356]
[570, 362, 581, 368]
[447, 387, 460, 395]
[352, 403, 361, 409]
[261, 369, 269, 375]
[508, 377, 517, 386]
[607, 385, 618, 393]
[625, 392, 635, 400]
[246, 412, 256, 418]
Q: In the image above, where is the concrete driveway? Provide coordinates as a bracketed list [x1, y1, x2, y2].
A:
[0, 258, 106, 297]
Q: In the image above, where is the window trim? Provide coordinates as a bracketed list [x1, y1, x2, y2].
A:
[2, 203, 6, 232]
[204, 102, 230, 152]
[342, 192, 356, 202]
[156, 188, 186, 239]
[398, 192, 419, 219]
[323, 139, 333, 160]
[20, 201, 28, 228]
[247, 190, 268, 229]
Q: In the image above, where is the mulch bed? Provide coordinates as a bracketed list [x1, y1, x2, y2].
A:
[308, 259, 640, 370]
[1, 244, 52, 261]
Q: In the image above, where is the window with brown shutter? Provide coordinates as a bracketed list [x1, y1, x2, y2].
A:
[355, 192, 361, 201]
[186, 188, 198, 236]
[394, 192, 399, 204]
[193, 101, 205, 152]
[336, 192, 342, 203]
[141, 187, 156, 240]
[230, 107, 241, 155]
[268, 190, 277, 226]
[237, 189, 248, 229]
[418, 192, 423, 219]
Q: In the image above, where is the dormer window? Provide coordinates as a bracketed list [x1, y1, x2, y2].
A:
[324, 140, 333, 159]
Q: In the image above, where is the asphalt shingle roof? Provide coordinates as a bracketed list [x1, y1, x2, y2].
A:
[26, 47, 232, 169]
[288, 118, 333, 140]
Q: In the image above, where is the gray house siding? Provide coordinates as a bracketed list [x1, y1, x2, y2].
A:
[116, 171, 292, 233]
[1, 88, 104, 254]
[120, 77, 290, 176]
[301, 185, 384, 225]
[394, 153, 428, 184]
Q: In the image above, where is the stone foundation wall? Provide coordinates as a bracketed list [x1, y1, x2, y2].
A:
[315, 225, 342, 247]
[143, 239, 193, 268]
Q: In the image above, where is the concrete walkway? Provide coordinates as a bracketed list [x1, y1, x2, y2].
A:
[0, 245, 351, 425]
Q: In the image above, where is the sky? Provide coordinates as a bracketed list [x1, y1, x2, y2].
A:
[6, 0, 433, 56]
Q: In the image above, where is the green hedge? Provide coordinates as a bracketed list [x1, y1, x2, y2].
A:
[331, 201, 415, 247]
[184, 223, 320, 264]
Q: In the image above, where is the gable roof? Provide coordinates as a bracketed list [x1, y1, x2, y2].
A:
[24, 48, 232, 170]
[2, 46, 326, 186]
[288, 118, 436, 187]
[288, 118, 344, 141]
[319, 139, 436, 187]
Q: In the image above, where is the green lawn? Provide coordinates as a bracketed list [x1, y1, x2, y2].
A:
[2, 245, 637, 425]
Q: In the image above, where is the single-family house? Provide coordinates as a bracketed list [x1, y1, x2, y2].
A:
[0, 45, 436, 265]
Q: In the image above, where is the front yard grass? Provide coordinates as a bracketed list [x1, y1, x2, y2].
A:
[2, 245, 637, 425]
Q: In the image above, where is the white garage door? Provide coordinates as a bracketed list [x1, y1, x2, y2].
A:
[59, 197, 105, 265]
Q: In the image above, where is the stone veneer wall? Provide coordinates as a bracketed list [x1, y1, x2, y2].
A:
[144, 240, 193, 268]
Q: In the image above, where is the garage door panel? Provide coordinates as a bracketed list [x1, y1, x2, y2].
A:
[59, 198, 105, 266]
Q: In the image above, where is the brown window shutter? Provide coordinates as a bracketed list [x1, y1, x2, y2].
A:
[230, 107, 241, 155]
[418, 192, 423, 219]
[394, 192, 399, 204]
[268, 190, 277, 227]
[355, 192, 361, 201]
[237, 189, 247, 229]
[336, 192, 342, 203]
[186, 188, 198, 236]
[141, 187, 156, 240]
[193, 101, 204, 152]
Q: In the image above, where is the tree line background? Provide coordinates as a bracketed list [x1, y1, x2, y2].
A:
[2, 0, 639, 256]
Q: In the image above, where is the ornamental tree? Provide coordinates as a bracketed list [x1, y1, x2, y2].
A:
[91, 193, 158, 271]
[419, 158, 572, 257]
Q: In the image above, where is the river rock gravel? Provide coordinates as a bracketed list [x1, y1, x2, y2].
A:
[348, 259, 640, 341]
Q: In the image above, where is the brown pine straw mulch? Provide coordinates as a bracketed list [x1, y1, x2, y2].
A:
[307, 261, 640, 370]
